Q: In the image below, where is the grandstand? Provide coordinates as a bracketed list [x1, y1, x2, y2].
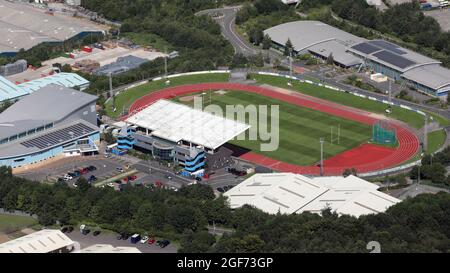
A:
[122, 99, 250, 177]
[0, 84, 99, 170]
[0, 0, 105, 56]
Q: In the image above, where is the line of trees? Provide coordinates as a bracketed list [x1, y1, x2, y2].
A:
[1, 166, 450, 252]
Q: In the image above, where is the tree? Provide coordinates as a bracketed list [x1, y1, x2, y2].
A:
[284, 38, 293, 56]
[326, 53, 335, 65]
[76, 177, 91, 192]
[262, 34, 272, 50]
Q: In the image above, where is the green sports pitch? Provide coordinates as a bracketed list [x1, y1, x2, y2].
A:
[176, 91, 372, 166]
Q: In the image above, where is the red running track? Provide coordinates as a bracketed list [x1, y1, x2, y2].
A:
[128, 83, 420, 175]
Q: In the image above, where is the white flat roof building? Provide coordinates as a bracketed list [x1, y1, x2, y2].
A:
[126, 99, 251, 150]
[0, 229, 76, 253]
[224, 173, 400, 218]
[76, 244, 142, 253]
[0, 0, 105, 54]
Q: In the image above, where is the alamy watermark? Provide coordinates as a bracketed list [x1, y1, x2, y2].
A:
[192, 96, 280, 152]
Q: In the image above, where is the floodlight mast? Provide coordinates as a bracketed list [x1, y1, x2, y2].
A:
[320, 138, 324, 176]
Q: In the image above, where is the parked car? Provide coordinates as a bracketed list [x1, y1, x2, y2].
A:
[87, 165, 97, 171]
[148, 237, 156, 245]
[116, 167, 124, 173]
[66, 226, 74, 233]
[88, 175, 97, 182]
[159, 240, 170, 248]
[140, 236, 149, 244]
[195, 177, 202, 182]
[60, 227, 68, 233]
[216, 187, 224, 193]
[57, 177, 65, 183]
[93, 230, 101, 236]
[130, 234, 141, 244]
[63, 174, 73, 181]
[79, 168, 89, 175]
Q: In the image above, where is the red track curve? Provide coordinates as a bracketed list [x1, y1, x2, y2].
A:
[127, 83, 420, 176]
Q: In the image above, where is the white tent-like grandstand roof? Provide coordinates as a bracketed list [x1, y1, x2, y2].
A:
[126, 99, 251, 150]
[224, 173, 400, 218]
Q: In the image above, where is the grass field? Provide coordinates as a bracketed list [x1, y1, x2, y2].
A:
[123, 32, 173, 52]
[178, 91, 372, 165]
[0, 214, 38, 234]
[251, 74, 450, 129]
[428, 129, 447, 154]
[105, 73, 230, 118]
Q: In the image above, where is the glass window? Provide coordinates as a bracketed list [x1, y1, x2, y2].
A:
[36, 126, 45, 132]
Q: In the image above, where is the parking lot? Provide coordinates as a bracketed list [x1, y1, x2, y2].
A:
[425, 8, 450, 32]
[66, 230, 177, 253]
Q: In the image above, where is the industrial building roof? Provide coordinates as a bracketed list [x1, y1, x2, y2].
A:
[308, 40, 362, 67]
[0, 229, 74, 253]
[126, 99, 251, 150]
[93, 55, 149, 76]
[76, 244, 142, 253]
[0, 75, 28, 101]
[348, 40, 440, 72]
[402, 64, 450, 93]
[17, 73, 90, 93]
[224, 173, 400, 217]
[264, 21, 365, 67]
[0, 84, 97, 140]
[0, 0, 104, 54]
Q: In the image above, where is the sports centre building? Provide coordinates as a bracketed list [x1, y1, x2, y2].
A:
[120, 99, 250, 177]
[0, 72, 89, 102]
[265, 20, 450, 97]
[0, 0, 105, 56]
[0, 85, 99, 170]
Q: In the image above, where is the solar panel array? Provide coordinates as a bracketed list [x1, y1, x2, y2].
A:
[369, 40, 406, 55]
[373, 50, 416, 69]
[351, 43, 380, 55]
[21, 123, 95, 150]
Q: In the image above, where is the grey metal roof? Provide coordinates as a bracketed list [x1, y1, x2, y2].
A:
[348, 40, 440, 72]
[402, 64, 450, 92]
[307, 40, 362, 67]
[0, 119, 98, 159]
[0, 0, 104, 53]
[93, 55, 148, 76]
[264, 21, 365, 52]
[0, 84, 97, 139]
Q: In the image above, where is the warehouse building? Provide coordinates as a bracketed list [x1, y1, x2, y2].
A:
[0, 229, 77, 253]
[16, 72, 90, 93]
[0, 72, 89, 102]
[0, 0, 105, 56]
[264, 21, 365, 68]
[0, 85, 99, 170]
[0, 75, 29, 102]
[265, 20, 450, 97]
[224, 173, 400, 217]
[93, 55, 149, 76]
[122, 99, 250, 177]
